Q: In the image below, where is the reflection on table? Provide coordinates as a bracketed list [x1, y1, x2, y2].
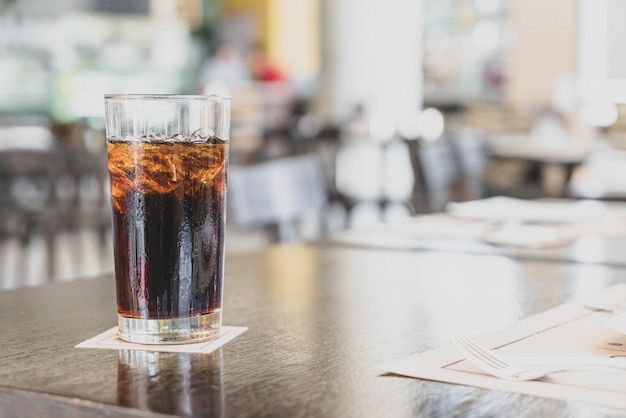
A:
[117, 350, 224, 417]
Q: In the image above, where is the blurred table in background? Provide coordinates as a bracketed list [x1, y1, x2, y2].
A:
[570, 149, 626, 200]
[328, 197, 626, 268]
[486, 133, 597, 197]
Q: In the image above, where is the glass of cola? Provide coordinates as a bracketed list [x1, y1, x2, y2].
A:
[104, 94, 230, 344]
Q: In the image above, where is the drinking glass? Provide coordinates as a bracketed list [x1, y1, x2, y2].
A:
[104, 94, 230, 344]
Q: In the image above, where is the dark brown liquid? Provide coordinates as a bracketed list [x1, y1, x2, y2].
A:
[107, 138, 228, 319]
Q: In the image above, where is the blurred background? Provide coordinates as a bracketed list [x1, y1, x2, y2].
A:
[2, 0, 626, 288]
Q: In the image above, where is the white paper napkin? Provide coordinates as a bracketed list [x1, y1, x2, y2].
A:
[76, 326, 247, 353]
[446, 196, 605, 224]
[378, 284, 626, 410]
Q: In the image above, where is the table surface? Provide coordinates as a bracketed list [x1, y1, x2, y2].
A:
[3, 243, 626, 417]
[487, 134, 593, 164]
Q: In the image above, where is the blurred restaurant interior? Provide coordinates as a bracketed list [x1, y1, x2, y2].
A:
[1, 0, 626, 288]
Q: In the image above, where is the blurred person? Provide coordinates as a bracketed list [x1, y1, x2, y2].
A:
[198, 42, 249, 95]
[246, 44, 288, 83]
[242, 44, 295, 138]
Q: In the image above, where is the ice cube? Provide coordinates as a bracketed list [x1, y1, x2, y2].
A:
[123, 135, 141, 142]
[146, 132, 166, 143]
[169, 133, 186, 142]
[189, 128, 215, 143]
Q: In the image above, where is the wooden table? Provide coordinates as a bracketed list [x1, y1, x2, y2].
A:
[2, 243, 626, 417]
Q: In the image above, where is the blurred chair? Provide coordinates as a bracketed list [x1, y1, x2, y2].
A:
[55, 128, 110, 241]
[0, 123, 111, 286]
[228, 154, 328, 243]
[405, 138, 458, 213]
[448, 127, 489, 201]
[312, 124, 360, 225]
[0, 145, 61, 283]
[404, 128, 488, 214]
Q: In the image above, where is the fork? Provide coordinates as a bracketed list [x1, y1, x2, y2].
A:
[450, 335, 626, 381]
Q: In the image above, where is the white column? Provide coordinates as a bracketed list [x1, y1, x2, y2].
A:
[316, 0, 423, 122]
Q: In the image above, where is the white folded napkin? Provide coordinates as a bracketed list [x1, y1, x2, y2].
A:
[446, 196, 605, 224]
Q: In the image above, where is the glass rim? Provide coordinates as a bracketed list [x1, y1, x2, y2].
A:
[104, 94, 231, 101]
